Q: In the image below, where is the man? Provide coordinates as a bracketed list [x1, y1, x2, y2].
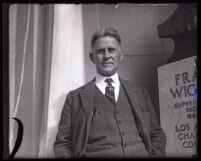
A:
[53, 28, 166, 158]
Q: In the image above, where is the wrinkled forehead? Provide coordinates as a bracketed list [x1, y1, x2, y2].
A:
[91, 36, 120, 49]
[91, 28, 121, 49]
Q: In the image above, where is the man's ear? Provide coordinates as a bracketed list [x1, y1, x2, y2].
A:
[120, 49, 124, 61]
[89, 52, 95, 63]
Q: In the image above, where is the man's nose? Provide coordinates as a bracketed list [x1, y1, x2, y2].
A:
[103, 49, 110, 58]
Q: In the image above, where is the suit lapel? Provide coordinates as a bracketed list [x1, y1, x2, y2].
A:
[79, 79, 95, 117]
[120, 79, 151, 153]
[120, 79, 142, 113]
[78, 79, 95, 155]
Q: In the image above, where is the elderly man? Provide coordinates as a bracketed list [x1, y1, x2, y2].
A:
[53, 27, 166, 158]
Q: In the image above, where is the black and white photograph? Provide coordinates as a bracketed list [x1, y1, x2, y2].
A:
[3, 2, 197, 159]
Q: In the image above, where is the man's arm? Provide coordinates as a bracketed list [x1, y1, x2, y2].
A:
[53, 92, 73, 158]
[142, 88, 166, 157]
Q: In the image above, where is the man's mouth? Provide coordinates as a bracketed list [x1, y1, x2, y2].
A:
[102, 62, 113, 65]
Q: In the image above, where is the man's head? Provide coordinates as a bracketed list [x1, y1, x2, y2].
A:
[89, 28, 123, 76]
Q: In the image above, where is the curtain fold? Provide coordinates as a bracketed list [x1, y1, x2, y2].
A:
[9, 4, 85, 158]
[9, 4, 47, 158]
[38, 4, 85, 157]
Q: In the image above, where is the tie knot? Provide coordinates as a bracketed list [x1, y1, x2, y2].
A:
[105, 78, 113, 86]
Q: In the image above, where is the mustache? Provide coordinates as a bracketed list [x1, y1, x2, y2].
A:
[103, 57, 113, 61]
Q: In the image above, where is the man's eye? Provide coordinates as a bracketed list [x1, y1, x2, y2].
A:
[108, 48, 115, 53]
[96, 50, 104, 54]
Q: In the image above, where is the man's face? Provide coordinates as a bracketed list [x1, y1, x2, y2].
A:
[90, 36, 123, 76]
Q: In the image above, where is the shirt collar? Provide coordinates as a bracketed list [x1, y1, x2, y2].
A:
[95, 72, 119, 85]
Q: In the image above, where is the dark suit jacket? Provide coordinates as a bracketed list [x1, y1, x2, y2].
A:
[53, 79, 166, 158]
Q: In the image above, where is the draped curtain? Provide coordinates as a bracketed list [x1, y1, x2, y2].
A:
[9, 4, 85, 158]
[9, 4, 48, 157]
[39, 4, 85, 157]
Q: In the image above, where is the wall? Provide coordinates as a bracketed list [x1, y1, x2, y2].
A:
[82, 3, 178, 121]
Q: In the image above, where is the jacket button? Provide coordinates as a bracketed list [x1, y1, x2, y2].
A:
[124, 144, 127, 148]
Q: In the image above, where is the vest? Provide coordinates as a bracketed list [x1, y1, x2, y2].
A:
[84, 84, 149, 158]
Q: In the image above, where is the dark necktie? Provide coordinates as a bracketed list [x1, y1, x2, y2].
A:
[105, 78, 115, 104]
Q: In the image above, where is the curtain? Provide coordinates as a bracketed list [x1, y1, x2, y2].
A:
[9, 4, 52, 158]
[38, 4, 85, 157]
[9, 4, 85, 158]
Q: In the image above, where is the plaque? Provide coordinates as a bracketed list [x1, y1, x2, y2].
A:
[158, 56, 197, 157]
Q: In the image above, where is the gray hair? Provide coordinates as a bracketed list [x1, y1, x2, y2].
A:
[91, 27, 121, 49]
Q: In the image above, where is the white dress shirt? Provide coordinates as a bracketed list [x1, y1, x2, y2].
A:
[95, 72, 120, 102]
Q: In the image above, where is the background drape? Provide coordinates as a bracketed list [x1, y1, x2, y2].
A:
[9, 4, 47, 157]
[9, 4, 85, 158]
[38, 4, 85, 157]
